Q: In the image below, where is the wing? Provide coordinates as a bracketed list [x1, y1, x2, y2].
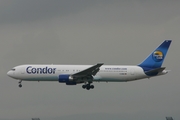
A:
[72, 63, 104, 79]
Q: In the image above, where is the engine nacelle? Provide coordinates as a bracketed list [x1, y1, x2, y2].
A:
[59, 74, 73, 82]
[59, 74, 76, 85]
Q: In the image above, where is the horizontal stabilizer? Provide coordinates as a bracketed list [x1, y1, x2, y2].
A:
[145, 67, 166, 76]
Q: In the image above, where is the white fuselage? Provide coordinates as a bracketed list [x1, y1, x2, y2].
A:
[7, 64, 166, 83]
[6, 40, 171, 90]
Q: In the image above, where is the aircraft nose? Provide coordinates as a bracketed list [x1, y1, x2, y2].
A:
[7, 71, 13, 78]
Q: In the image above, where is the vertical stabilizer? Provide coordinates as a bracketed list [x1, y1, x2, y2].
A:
[138, 40, 172, 69]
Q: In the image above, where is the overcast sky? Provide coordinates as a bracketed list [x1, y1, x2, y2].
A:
[0, 1, 180, 120]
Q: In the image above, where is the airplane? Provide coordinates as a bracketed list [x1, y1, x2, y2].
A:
[7, 40, 172, 90]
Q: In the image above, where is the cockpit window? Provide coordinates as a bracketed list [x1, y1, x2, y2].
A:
[11, 68, 16, 71]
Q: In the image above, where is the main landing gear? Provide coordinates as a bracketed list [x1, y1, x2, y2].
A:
[18, 80, 22, 88]
[82, 82, 94, 90]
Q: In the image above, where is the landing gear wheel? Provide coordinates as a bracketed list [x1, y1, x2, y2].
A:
[86, 86, 90, 90]
[82, 82, 94, 90]
[19, 84, 22, 88]
[86, 84, 91, 90]
[90, 85, 94, 89]
[82, 85, 86, 89]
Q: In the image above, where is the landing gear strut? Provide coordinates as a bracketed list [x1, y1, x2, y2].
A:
[18, 80, 22, 88]
[82, 82, 94, 90]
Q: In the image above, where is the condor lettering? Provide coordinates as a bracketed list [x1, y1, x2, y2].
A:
[26, 66, 56, 74]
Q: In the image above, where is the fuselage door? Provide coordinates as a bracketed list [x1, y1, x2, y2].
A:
[21, 67, 25, 74]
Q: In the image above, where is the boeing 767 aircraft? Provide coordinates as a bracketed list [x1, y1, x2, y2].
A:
[7, 40, 171, 90]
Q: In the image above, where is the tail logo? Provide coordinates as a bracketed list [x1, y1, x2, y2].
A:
[152, 50, 164, 62]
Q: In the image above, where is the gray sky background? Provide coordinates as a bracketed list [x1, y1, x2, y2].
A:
[0, 1, 179, 120]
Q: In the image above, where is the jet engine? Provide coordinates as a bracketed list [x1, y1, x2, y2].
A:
[59, 74, 76, 85]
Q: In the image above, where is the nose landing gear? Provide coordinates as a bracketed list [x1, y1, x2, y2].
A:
[18, 80, 22, 88]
